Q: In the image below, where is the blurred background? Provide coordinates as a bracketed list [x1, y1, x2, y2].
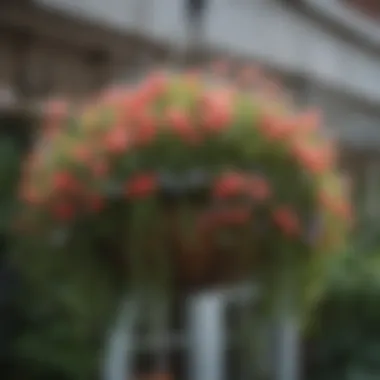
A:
[1, 0, 380, 379]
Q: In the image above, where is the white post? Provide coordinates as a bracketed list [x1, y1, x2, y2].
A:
[274, 310, 301, 380]
[272, 258, 301, 380]
[102, 296, 139, 380]
[187, 290, 226, 380]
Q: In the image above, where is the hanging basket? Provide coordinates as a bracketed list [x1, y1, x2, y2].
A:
[15, 69, 352, 294]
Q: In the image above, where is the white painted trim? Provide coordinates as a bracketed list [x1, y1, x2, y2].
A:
[187, 291, 226, 380]
[102, 295, 139, 380]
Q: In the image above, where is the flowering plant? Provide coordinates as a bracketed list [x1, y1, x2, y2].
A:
[15, 68, 351, 295]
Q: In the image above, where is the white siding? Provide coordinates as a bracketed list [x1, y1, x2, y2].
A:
[36, 0, 380, 103]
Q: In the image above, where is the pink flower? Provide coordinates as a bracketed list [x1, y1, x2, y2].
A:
[213, 172, 246, 198]
[125, 173, 157, 198]
[105, 127, 130, 154]
[272, 206, 300, 237]
[167, 108, 199, 144]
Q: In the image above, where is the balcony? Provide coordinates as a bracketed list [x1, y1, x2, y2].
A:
[302, 0, 380, 48]
[36, 0, 380, 105]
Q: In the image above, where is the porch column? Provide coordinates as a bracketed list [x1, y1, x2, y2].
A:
[273, 312, 301, 380]
[187, 290, 226, 380]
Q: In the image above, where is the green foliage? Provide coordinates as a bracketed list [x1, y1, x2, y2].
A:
[14, 267, 120, 380]
[11, 225, 123, 380]
[10, 73, 351, 379]
[308, 227, 380, 380]
[0, 135, 23, 234]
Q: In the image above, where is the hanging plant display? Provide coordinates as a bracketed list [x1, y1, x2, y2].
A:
[14, 68, 352, 306]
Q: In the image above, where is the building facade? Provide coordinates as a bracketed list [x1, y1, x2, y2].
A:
[0, 0, 169, 109]
[91, 2, 380, 380]
[25, 0, 380, 211]
[1, 1, 380, 380]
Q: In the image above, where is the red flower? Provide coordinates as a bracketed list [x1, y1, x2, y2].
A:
[105, 127, 130, 154]
[135, 112, 156, 146]
[167, 108, 199, 143]
[247, 176, 271, 201]
[272, 206, 300, 237]
[144, 72, 167, 99]
[52, 201, 75, 221]
[92, 160, 108, 178]
[125, 173, 157, 198]
[202, 92, 232, 132]
[293, 142, 331, 174]
[52, 172, 79, 193]
[129, 89, 151, 117]
[259, 113, 294, 141]
[88, 194, 105, 213]
[213, 172, 246, 198]
[203, 107, 231, 132]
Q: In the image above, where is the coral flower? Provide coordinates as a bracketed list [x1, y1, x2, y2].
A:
[272, 206, 300, 237]
[135, 111, 156, 146]
[248, 176, 271, 201]
[52, 171, 79, 193]
[259, 113, 294, 141]
[167, 108, 199, 143]
[125, 173, 157, 198]
[129, 85, 153, 117]
[202, 91, 232, 132]
[293, 142, 331, 174]
[213, 172, 246, 198]
[52, 201, 75, 221]
[105, 127, 130, 154]
[203, 107, 231, 132]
